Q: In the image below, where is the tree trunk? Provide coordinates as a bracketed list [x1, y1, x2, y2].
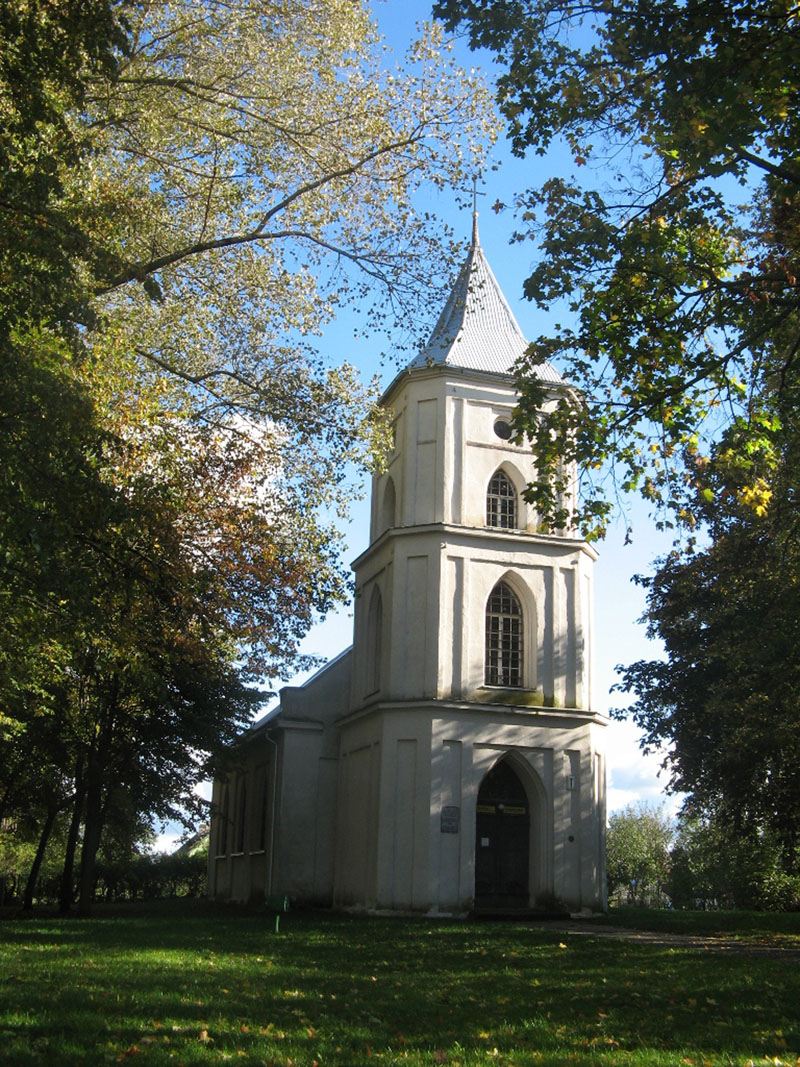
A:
[22, 806, 58, 911]
[77, 775, 106, 916]
[59, 777, 85, 915]
[23, 806, 59, 909]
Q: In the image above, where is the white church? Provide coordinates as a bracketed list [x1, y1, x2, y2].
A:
[207, 218, 608, 915]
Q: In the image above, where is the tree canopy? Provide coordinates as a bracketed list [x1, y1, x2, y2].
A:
[606, 802, 673, 907]
[1, 0, 495, 909]
[434, 0, 800, 539]
[616, 470, 800, 872]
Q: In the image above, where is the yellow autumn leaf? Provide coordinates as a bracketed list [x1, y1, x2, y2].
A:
[737, 478, 772, 516]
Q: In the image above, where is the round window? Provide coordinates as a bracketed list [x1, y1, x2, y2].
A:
[493, 418, 513, 441]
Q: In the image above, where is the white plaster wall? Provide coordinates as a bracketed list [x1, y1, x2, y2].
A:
[212, 358, 606, 913]
[353, 525, 595, 712]
[352, 566, 392, 705]
[207, 757, 271, 903]
[273, 724, 327, 901]
[270, 655, 351, 903]
[333, 703, 607, 914]
[375, 368, 575, 534]
[208, 652, 351, 905]
[334, 712, 383, 908]
[358, 366, 597, 718]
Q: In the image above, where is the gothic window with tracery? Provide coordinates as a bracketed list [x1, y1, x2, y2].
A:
[485, 581, 523, 687]
[486, 470, 517, 529]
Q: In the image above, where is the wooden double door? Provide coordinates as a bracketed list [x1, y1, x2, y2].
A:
[474, 760, 530, 910]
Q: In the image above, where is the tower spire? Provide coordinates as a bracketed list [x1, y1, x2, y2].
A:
[404, 180, 563, 382]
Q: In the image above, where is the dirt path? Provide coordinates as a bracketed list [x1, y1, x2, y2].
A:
[532, 920, 800, 959]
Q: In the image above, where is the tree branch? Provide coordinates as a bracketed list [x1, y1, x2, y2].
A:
[96, 133, 425, 293]
[736, 148, 800, 188]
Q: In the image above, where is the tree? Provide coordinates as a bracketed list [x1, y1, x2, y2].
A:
[669, 815, 800, 911]
[72, 0, 495, 431]
[1, 0, 497, 911]
[74, 2, 497, 599]
[3, 0, 497, 690]
[433, 0, 800, 539]
[1, 0, 130, 762]
[606, 802, 673, 907]
[616, 469, 800, 877]
[3, 0, 497, 687]
[1, 407, 263, 912]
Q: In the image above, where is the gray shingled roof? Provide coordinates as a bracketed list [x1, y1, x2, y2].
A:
[408, 217, 563, 383]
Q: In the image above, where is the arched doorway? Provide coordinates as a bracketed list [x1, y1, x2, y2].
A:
[474, 759, 530, 910]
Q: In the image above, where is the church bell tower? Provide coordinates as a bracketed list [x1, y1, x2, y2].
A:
[334, 217, 607, 914]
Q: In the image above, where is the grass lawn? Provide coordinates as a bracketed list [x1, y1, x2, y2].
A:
[1, 902, 798, 1066]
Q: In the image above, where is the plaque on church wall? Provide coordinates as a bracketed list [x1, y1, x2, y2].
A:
[440, 806, 460, 833]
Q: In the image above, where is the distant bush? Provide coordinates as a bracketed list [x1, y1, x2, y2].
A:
[95, 849, 208, 901]
[607, 802, 673, 908]
[667, 818, 800, 912]
[606, 806, 800, 913]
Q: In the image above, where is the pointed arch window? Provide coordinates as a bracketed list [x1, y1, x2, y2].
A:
[485, 581, 523, 687]
[487, 470, 517, 529]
